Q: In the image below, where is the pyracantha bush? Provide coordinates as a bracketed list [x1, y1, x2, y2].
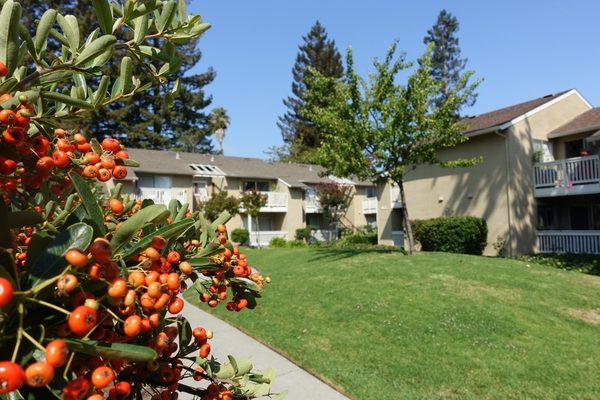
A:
[0, 1, 278, 399]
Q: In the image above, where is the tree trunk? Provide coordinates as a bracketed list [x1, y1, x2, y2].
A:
[397, 180, 415, 255]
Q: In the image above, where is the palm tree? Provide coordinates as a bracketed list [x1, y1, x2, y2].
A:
[210, 107, 230, 154]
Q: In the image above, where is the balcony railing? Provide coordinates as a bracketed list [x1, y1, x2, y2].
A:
[390, 186, 403, 208]
[249, 231, 287, 247]
[137, 188, 188, 205]
[240, 191, 288, 213]
[534, 155, 600, 197]
[537, 230, 600, 254]
[392, 230, 405, 248]
[304, 196, 321, 213]
[362, 197, 377, 214]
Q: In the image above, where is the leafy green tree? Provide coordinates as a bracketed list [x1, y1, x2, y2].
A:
[19, 0, 221, 152]
[424, 9, 476, 110]
[305, 42, 480, 254]
[316, 182, 353, 241]
[200, 191, 240, 221]
[276, 21, 343, 163]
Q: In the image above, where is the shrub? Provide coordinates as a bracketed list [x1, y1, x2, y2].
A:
[0, 2, 276, 398]
[339, 233, 377, 245]
[295, 226, 313, 242]
[519, 254, 600, 276]
[269, 237, 288, 248]
[231, 228, 250, 245]
[200, 191, 240, 221]
[412, 216, 488, 255]
[288, 239, 308, 248]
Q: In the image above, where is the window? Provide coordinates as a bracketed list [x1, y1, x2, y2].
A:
[189, 164, 224, 176]
[366, 187, 377, 198]
[537, 206, 557, 229]
[193, 181, 208, 198]
[137, 175, 172, 188]
[533, 139, 554, 162]
[243, 181, 270, 192]
[366, 214, 377, 228]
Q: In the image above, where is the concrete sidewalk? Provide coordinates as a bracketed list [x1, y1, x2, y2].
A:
[180, 305, 351, 400]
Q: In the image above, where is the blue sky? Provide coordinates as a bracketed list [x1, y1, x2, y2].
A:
[188, 1, 600, 158]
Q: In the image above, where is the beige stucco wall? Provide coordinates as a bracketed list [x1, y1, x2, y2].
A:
[507, 92, 590, 254]
[347, 186, 372, 228]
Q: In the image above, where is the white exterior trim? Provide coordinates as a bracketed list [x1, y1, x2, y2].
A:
[277, 178, 291, 188]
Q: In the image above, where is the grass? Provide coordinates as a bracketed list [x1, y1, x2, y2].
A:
[210, 248, 600, 400]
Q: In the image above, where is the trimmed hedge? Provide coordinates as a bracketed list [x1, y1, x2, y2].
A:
[339, 233, 377, 246]
[231, 228, 249, 246]
[412, 216, 487, 255]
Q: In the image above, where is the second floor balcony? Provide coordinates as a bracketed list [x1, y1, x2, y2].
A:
[240, 191, 289, 213]
[534, 155, 600, 197]
[362, 197, 378, 214]
[136, 187, 189, 205]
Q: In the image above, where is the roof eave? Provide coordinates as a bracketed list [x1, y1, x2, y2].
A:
[547, 124, 600, 139]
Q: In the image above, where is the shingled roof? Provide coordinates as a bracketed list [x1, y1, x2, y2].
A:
[125, 148, 373, 188]
[460, 89, 572, 135]
[548, 108, 600, 138]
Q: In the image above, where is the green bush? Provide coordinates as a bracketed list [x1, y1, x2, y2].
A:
[288, 239, 308, 248]
[231, 228, 250, 246]
[269, 237, 288, 248]
[295, 226, 313, 242]
[412, 216, 488, 255]
[339, 233, 377, 245]
[519, 254, 600, 276]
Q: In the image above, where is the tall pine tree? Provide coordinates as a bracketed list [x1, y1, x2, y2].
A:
[424, 10, 476, 111]
[277, 21, 343, 163]
[20, 0, 220, 152]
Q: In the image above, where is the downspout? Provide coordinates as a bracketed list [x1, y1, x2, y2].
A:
[494, 129, 513, 257]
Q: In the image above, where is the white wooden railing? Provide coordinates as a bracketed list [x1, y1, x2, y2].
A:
[137, 188, 188, 205]
[304, 196, 321, 213]
[311, 229, 337, 242]
[250, 231, 287, 247]
[392, 231, 405, 248]
[362, 197, 378, 214]
[534, 155, 600, 189]
[537, 230, 600, 254]
[390, 186, 403, 208]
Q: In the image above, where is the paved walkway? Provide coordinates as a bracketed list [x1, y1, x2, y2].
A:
[180, 304, 351, 400]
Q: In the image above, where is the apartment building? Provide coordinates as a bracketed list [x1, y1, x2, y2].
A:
[111, 149, 376, 246]
[377, 89, 600, 256]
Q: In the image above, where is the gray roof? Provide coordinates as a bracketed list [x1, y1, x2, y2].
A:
[126, 148, 373, 188]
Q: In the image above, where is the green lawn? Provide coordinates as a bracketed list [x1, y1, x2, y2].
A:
[211, 248, 600, 400]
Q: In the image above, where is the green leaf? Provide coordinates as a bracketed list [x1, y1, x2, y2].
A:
[114, 157, 140, 167]
[120, 56, 133, 93]
[156, 1, 176, 32]
[42, 91, 92, 110]
[128, 0, 159, 20]
[91, 0, 113, 34]
[29, 222, 93, 287]
[111, 204, 168, 252]
[192, 242, 222, 259]
[34, 9, 57, 53]
[0, 76, 17, 94]
[68, 172, 106, 236]
[7, 211, 43, 228]
[177, 0, 187, 23]
[121, 218, 194, 259]
[74, 34, 116, 66]
[93, 75, 110, 106]
[231, 277, 262, 293]
[210, 210, 231, 231]
[56, 14, 79, 53]
[62, 339, 157, 361]
[0, 0, 22, 77]
[133, 13, 148, 44]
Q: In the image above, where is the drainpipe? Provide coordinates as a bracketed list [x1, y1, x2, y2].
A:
[494, 129, 514, 257]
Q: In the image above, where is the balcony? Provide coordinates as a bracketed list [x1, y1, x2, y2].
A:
[362, 197, 378, 214]
[240, 191, 288, 213]
[249, 231, 287, 247]
[137, 187, 189, 205]
[390, 186, 403, 208]
[534, 155, 600, 197]
[304, 196, 321, 213]
[537, 230, 600, 254]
